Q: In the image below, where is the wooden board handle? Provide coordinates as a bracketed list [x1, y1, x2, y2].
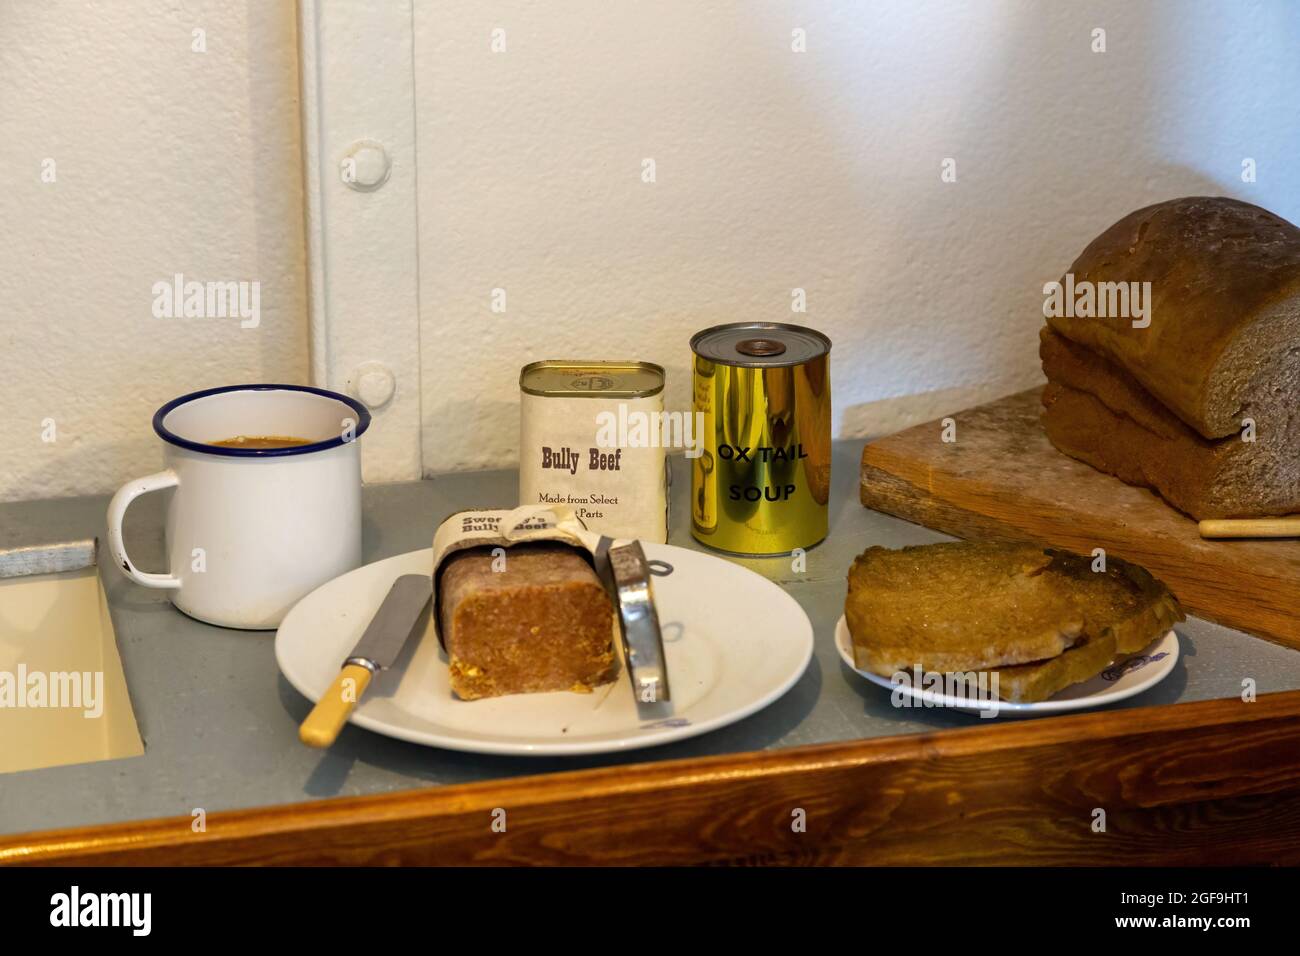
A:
[299, 663, 373, 748]
[1199, 518, 1300, 539]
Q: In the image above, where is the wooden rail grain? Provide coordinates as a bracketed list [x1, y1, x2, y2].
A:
[5, 690, 1300, 866]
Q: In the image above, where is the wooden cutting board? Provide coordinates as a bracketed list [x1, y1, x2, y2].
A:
[859, 388, 1300, 652]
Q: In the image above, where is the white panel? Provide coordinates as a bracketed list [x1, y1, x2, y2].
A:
[300, 0, 422, 483]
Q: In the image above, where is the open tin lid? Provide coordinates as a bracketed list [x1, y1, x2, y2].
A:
[603, 540, 671, 705]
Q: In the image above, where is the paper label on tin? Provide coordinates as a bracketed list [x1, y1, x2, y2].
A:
[432, 504, 596, 561]
[519, 393, 668, 543]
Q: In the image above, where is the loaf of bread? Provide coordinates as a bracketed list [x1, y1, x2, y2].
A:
[1041, 196, 1300, 518]
[438, 544, 616, 700]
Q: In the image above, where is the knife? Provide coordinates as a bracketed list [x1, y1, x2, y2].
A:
[299, 573, 432, 748]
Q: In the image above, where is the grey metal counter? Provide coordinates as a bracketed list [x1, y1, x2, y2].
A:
[4, 440, 1300, 838]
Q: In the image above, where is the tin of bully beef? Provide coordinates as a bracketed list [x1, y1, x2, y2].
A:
[519, 360, 669, 543]
[690, 323, 831, 555]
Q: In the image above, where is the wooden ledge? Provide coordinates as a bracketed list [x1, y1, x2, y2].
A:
[5, 690, 1300, 866]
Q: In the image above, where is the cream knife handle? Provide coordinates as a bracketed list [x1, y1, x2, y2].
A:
[1198, 518, 1300, 539]
[299, 663, 374, 748]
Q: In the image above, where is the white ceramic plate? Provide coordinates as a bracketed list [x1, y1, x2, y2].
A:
[276, 545, 814, 755]
[835, 614, 1179, 716]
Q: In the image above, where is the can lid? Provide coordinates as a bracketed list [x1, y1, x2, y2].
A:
[605, 541, 671, 705]
[520, 360, 665, 398]
[690, 322, 831, 367]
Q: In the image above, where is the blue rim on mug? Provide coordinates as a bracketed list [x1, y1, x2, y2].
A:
[152, 384, 372, 458]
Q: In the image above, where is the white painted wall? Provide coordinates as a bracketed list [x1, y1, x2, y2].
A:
[0, 1, 307, 503]
[412, 0, 1300, 475]
[3, 1, 1298, 501]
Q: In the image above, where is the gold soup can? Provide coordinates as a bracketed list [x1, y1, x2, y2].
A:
[690, 322, 831, 555]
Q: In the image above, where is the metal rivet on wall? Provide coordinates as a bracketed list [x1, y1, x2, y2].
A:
[349, 361, 397, 409]
[340, 140, 392, 191]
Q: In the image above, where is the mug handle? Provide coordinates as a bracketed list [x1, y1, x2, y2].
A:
[107, 469, 182, 589]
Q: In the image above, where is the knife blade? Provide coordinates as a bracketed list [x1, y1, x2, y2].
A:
[299, 573, 431, 748]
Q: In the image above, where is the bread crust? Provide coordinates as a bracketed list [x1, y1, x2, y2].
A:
[1041, 381, 1223, 517]
[845, 541, 1183, 702]
[1040, 323, 1300, 518]
[1040, 326, 1197, 442]
[992, 553, 1184, 701]
[847, 542, 1080, 674]
[1047, 196, 1300, 439]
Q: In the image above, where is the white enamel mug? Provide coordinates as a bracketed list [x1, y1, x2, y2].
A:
[107, 384, 371, 630]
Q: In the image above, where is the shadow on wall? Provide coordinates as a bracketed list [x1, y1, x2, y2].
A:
[245, 0, 311, 373]
[841, 380, 1038, 440]
[759, 0, 1292, 439]
[838, 157, 1228, 441]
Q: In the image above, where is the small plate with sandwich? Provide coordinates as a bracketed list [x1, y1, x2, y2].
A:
[837, 540, 1183, 715]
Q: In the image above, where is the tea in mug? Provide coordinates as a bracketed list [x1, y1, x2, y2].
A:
[211, 435, 312, 449]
